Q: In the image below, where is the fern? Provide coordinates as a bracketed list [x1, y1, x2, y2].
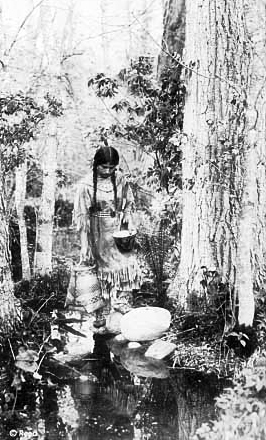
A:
[138, 226, 171, 301]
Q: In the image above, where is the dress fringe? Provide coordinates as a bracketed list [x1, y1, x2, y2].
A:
[98, 262, 142, 300]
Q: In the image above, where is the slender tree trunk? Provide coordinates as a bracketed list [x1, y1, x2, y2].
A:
[168, 0, 252, 324]
[33, 2, 63, 274]
[15, 162, 31, 280]
[0, 165, 16, 328]
[158, 0, 186, 78]
[60, 0, 74, 57]
[34, 119, 57, 275]
[141, 0, 149, 55]
[126, 0, 132, 62]
[100, 0, 109, 69]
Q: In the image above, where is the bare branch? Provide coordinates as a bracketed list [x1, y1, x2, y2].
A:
[5, 0, 45, 56]
[60, 52, 84, 65]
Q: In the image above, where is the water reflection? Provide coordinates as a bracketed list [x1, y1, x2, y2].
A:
[55, 337, 225, 440]
[0, 336, 228, 440]
[119, 348, 169, 379]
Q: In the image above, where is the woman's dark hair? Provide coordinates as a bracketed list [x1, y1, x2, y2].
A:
[93, 146, 119, 168]
[92, 146, 119, 211]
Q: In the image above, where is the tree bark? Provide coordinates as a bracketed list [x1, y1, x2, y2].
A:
[158, 0, 186, 78]
[235, 144, 256, 326]
[235, 0, 266, 326]
[34, 119, 57, 275]
[168, 0, 252, 324]
[15, 162, 31, 280]
[0, 164, 16, 329]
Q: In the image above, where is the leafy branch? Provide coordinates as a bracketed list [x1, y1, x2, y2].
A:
[0, 92, 63, 173]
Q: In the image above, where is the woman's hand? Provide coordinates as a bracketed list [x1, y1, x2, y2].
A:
[79, 246, 93, 265]
[121, 211, 131, 227]
[121, 211, 134, 231]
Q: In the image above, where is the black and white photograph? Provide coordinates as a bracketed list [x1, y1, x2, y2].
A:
[0, 0, 265, 439]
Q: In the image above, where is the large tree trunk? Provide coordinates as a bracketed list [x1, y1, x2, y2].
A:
[236, 0, 266, 326]
[0, 1, 3, 60]
[15, 162, 31, 280]
[168, 0, 253, 325]
[34, 119, 57, 275]
[158, 0, 186, 78]
[235, 144, 256, 326]
[0, 167, 16, 329]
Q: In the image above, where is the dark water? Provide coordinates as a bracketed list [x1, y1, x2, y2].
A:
[0, 337, 228, 440]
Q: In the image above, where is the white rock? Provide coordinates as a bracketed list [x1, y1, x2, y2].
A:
[112, 334, 128, 343]
[106, 311, 123, 334]
[144, 339, 176, 360]
[120, 306, 171, 342]
[127, 342, 141, 349]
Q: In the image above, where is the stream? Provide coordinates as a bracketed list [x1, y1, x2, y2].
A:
[0, 335, 229, 440]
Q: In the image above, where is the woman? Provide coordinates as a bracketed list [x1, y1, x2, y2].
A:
[69, 145, 142, 317]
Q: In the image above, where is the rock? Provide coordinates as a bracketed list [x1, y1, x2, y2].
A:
[144, 339, 176, 360]
[127, 342, 141, 349]
[108, 335, 128, 356]
[106, 311, 123, 334]
[112, 334, 129, 343]
[120, 349, 169, 379]
[120, 306, 171, 342]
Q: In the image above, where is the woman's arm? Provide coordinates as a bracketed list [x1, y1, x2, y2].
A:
[73, 182, 92, 264]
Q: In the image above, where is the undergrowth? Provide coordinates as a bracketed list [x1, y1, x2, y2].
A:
[166, 269, 266, 378]
[0, 266, 71, 418]
[192, 351, 266, 440]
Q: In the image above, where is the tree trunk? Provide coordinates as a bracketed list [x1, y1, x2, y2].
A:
[235, 144, 256, 326]
[126, 0, 132, 62]
[0, 0, 3, 59]
[141, 0, 150, 55]
[168, 0, 252, 323]
[15, 162, 31, 280]
[34, 119, 57, 275]
[100, 0, 109, 69]
[236, 0, 266, 326]
[158, 0, 186, 78]
[0, 166, 16, 329]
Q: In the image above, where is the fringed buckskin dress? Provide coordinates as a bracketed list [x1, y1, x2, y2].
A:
[73, 173, 142, 312]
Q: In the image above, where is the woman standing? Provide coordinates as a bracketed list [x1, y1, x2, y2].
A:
[67, 145, 142, 320]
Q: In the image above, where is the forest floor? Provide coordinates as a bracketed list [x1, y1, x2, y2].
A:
[167, 301, 266, 380]
[135, 294, 242, 379]
[134, 277, 266, 380]
[51, 229, 265, 380]
[0, 267, 265, 440]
